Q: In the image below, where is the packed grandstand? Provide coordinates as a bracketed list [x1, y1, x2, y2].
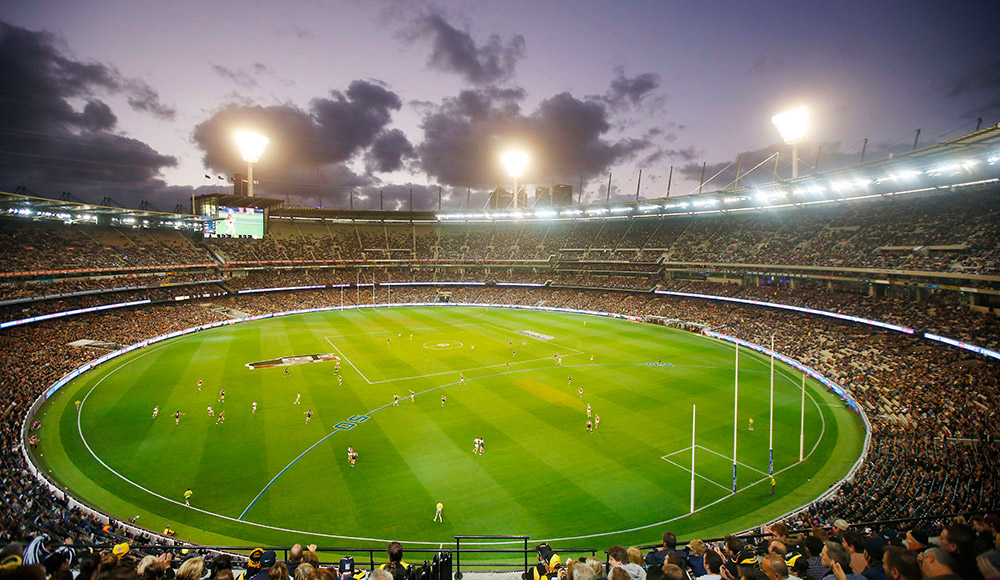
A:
[1, 129, 999, 580]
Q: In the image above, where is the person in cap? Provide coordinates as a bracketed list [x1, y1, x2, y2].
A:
[860, 536, 887, 580]
[236, 549, 269, 580]
[784, 553, 807, 580]
[903, 531, 928, 553]
[735, 550, 759, 579]
[524, 544, 563, 580]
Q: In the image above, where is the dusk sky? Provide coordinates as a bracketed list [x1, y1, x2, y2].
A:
[1, 1, 997, 212]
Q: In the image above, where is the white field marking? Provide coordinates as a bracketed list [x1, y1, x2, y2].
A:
[319, 322, 486, 339]
[694, 445, 770, 476]
[65, 308, 840, 546]
[661, 456, 733, 493]
[324, 336, 582, 385]
[477, 319, 585, 356]
[323, 340, 373, 384]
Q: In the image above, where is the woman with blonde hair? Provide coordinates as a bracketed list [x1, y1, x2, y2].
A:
[175, 557, 205, 580]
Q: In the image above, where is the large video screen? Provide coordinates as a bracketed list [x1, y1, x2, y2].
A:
[204, 206, 265, 239]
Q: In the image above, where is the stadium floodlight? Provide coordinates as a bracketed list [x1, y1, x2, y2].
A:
[772, 106, 808, 179]
[501, 150, 529, 209]
[236, 131, 269, 198]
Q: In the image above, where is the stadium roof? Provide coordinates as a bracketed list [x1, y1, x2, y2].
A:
[0, 189, 205, 229]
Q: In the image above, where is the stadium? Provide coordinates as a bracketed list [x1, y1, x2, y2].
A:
[2, 5, 999, 580]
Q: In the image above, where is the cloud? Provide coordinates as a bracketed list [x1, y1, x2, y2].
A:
[416, 86, 653, 188]
[211, 63, 259, 88]
[210, 62, 293, 89]
[405, 11, 526, 85]
[191, 79, 409, 206]
[0, 22, 178, 204]
[600, 66, 662, 111]
[275, 24, 314, 40]
[367, 129, 415, 173]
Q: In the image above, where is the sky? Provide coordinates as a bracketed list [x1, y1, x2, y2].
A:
[1, 1, 998, 212]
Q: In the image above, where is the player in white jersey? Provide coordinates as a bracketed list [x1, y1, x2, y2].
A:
[207, 406, 214, 416]
[252, 401, 257, 414]
[587, 404, 591, 418]
[152, 406, 159, 419]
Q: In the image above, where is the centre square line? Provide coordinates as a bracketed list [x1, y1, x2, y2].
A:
[323, 335, 581, 385]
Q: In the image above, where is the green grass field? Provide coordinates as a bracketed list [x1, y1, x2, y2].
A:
[34, 306, 864, 548]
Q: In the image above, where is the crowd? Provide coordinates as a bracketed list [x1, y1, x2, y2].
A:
[0, 222, 213, 273]
[193, 187, 1000, 273]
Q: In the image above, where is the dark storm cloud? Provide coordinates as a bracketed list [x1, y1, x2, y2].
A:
[193, 80, 404, 171]
[406, 12, 526, 85]
[192, 80, 407, 206]
[600, 66, 661, 110]
[367, 129, 415, 173]
[0, 22, 177, 204]
[416, 87, 652, 188]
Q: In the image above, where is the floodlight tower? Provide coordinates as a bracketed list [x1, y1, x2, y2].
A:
[501, 150, 529, 209]
[236, 131, 269, 197]
[772, 106, 808, 179]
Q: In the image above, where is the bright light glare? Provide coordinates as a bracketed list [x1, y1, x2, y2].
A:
[501, 150, 529, 178]
[772, 106, 809, 143]
[236, 131, 269, 163]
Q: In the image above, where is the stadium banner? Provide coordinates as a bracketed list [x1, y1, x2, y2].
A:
[923, 332, 1000, 361]
[246, 353, 340, 370]
[0, 299, 151, 330]
[654, 290, 916, 334]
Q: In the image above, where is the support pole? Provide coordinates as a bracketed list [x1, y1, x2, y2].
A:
[734, 157, 742, 189]
[636, 169, 642, 201]
[607, 173, 612, 203]
[666, 166, 673, 198]
[799, 372, 806, 462]
[769, 335, 774, 476]
[699, 162, 707, 194]
[773, 152, 780, 180]
[690, 404, 696, 513]
[860, 138, 868, 164]
[732, 343, 739, 493]
[913, 129, 921, 150]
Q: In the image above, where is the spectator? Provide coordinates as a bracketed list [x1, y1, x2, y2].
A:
[609, 546, 646, 580]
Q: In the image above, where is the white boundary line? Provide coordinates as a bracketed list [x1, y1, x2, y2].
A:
[60, 305, 852, 546]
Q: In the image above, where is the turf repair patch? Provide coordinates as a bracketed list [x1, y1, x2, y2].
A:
[246, 353, 340, 370]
